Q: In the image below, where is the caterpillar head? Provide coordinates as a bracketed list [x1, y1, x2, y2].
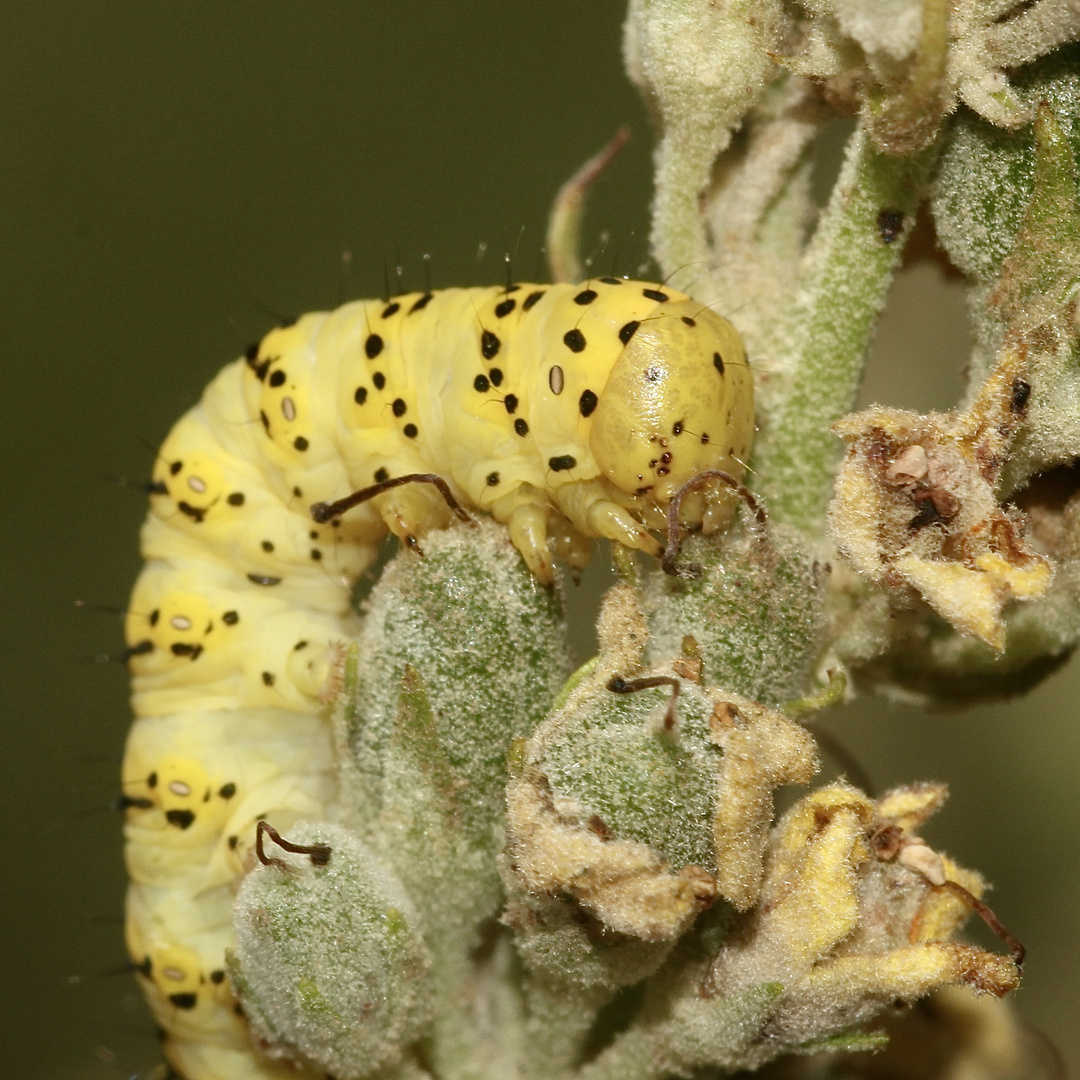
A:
[590, 301, 754, 524]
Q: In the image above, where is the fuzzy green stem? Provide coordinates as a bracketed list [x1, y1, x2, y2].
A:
[784, 668, 847, 719]
[652, 124, 722, 289]
[426, 959, 506, 1080]
[753, 126, 939, 533]
[521, 977, 610, 1080]
[575, 982, 782, 1080]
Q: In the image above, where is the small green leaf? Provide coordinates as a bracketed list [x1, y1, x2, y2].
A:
[933, 43, 1080, 282]
[644, 526, 825, 705]
[994, 102, 1080, 325]
[505, 735, 527, 779]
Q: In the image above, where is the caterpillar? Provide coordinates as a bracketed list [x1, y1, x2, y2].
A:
[122, 278, 754, 1079]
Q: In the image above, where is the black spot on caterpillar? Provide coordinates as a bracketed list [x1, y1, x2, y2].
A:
[122, 279, 753, 1076]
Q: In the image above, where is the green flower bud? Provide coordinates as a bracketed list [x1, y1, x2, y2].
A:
[230, 823, 431, 1080]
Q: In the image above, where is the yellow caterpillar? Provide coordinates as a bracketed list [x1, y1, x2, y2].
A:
[122, 279, 753, 1079]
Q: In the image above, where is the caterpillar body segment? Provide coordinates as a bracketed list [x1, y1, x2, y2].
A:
[123, 279, 753, 1078]
[122, 707, 336, 885]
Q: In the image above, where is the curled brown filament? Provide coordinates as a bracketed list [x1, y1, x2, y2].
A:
[938, 878, 1026, 968]
[663, 470, 767, 579]
[311, 472, 473, 526]
[607, 675, 681, 731]
[255, 819, 333, 870]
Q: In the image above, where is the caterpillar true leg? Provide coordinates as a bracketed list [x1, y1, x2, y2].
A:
[505, 500, 556, 583]
[553, 478, 664, 557]
[547, 515, 594, 581]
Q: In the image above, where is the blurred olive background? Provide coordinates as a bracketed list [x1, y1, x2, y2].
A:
[1, 4, 1075, 1078]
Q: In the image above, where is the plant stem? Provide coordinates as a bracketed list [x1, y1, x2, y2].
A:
[753, 125, 939, 534]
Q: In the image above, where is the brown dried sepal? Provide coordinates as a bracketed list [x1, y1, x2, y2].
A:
[505, 768, 717, 942]
[830, 346, 1051, 649]
[709, 782, 1019, 1050]
[708, 697, 819, 911]
[863, 784, 1025, 968]
[505, 580, 720, 941]
[506, 581, 823, 938]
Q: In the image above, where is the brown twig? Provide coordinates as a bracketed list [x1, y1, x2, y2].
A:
[311, 472, 473, 525]
[608, 675, 682, 730]
[255, 820, 333, 870]
[939, 879, 1026, 968]
[663, 470, 767, 578]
